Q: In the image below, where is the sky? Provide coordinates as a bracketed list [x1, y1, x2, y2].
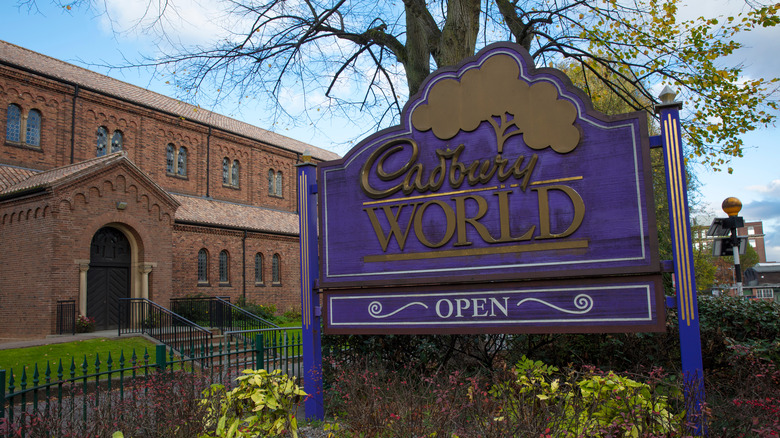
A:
[1, 0, 778, 262]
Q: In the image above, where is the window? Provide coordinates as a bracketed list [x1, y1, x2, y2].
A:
[755, 288, 774, 299]
[232, 160, 240, 188]
[6, 105, 42, 148]
[166, 144, 175, 173]
[166, 144, 188, 177]
[748, 226, 755, 235]
[25, 109, 41, 147]
[96, 126, 108, 156]
[254, 253, 264, 284]
[223, 158, 239, 187]
[749, 239, 757, 249]
[6, 104, 21, 142]
[268, 169, 283, 197]
[197, 249, 208, 283]
[110, 130, 123, 153]
[222, 158, 230, 185]
[177, 147, 187, 176]
[219, 250, 229, 283]
[272, 254, 281, 284]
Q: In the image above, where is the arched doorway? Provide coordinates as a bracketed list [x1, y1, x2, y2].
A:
[87, 227, 131, 330]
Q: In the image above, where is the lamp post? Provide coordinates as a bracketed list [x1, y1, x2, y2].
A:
[721, 197, 745, 296]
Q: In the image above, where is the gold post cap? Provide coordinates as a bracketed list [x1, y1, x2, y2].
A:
[721, 197, 742, 217]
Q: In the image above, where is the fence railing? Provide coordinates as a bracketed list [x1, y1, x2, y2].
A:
[170, 296, 279, 338]
[1, 327, 302, 438]
[55, 300, 76, 335]
[225, 328, 303, 380]
[117, 298, 212, 354]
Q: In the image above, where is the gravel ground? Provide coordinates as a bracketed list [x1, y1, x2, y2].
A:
[298, 425, 331, 437]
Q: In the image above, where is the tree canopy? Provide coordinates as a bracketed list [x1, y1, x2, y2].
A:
[45, 0, 779, 168]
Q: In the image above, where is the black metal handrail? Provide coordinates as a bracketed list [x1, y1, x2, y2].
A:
[56, 300, 76, 335]
[170, 295, 232, 328]
[169, 296, 279, 339]
[117, 298, 212, 355]
[214, 297, 279, 333]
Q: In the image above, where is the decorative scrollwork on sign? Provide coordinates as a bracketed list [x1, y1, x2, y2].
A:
[516, 294, 594, 315]
[368, 301, 429, 319]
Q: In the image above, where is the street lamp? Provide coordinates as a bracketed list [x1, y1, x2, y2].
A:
[708, 197, 746, 296]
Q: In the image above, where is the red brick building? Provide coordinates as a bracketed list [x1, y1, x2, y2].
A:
[0, 40, 338, 339]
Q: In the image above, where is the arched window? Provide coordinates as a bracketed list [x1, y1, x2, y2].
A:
[110, 130, 123, 153]
[25, 109, 41, 147]
[272, 254, 281, 284]
[222, 158, 230, 185]
[197, 249, 208, 283]
[177, 147, 187, 176]
[6, 104, 21, 143]
[275, 171, 283, 197]
[232, 160, 240, 187]
[254, 253, 264, 284]
[268, 169, 275, 195]
[96, 126, 108, 156]
[166, 144, 175, 173]
[219, 250, 229, 283]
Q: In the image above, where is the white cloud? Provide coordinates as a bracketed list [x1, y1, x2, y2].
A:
[100, 0, 234, 46]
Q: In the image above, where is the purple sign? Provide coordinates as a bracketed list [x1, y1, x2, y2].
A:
[326, 277, 663, 334]
[318, 43, 663, 333]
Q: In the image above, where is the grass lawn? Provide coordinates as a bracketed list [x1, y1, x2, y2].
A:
[0, 336, 159, 383]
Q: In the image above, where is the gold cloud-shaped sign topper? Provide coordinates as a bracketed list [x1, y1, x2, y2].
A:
[411, 54, 580, 154]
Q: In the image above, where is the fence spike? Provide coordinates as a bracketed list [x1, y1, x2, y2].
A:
[57, 359, 63, 381]
[94, 353, 101, 373]
[20, 367, 27, 391]
[69, 357, 76, 379]
[119, 350, 125, 368]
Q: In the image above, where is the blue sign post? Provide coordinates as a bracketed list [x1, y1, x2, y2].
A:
[296, 155, 324, 420]
[656, 89, 706, 434]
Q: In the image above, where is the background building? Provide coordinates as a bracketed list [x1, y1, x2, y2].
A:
[0, 40, 338, 338]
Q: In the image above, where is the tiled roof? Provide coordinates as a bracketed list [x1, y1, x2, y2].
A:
[0, 153, 126, 197]
[0, 40, 339, 162]
[172, 194, 299, 236]
[0, 165, 38, 192]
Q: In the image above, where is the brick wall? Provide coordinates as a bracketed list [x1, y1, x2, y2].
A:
[1, 60, 313, 338]
[172, 224, 301, 312]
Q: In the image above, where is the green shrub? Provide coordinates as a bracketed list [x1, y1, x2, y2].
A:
[200, 369, 306, 438]
[491, 356, 682, 437]
[236, 298, 277, 322]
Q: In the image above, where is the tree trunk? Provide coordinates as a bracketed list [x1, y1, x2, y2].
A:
[404, 2, 434, 98]
[403, 0, 481, 96]
[435, 0, 481, 69]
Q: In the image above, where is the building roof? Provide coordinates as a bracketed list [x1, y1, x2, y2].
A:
[0, 165, 38, 192]
[0, 40, 339, 162]
[752, 263, 780, 273]
[0, 153, 178, 208]
[0, 154, 123, 197]
[0, 157, 295, 235]
[172, 194, 299, 236]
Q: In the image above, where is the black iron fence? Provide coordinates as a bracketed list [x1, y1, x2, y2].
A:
[117, 298, 212, 354]
[55, 300, 76, 335]
[1, 327, 303, 438]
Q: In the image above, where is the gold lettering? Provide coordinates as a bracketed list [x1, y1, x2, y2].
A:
[363, 203, 422, 251]
[533, 185, 585, 239]
[452, 194, 498, 246]
[360, 139, 418, 199]
[494, 190, 535, 242]
[413, 200, 457, 248]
